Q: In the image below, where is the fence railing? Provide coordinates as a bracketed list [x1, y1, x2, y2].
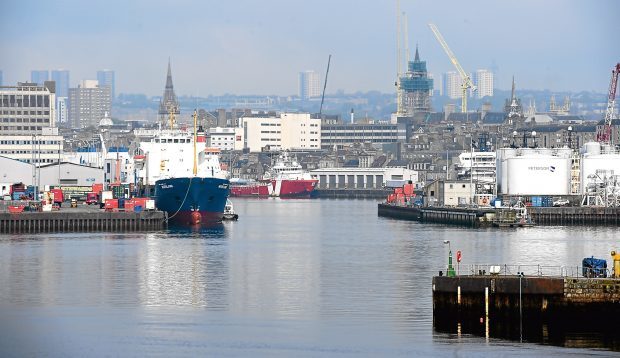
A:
[444, 264, 613, 279]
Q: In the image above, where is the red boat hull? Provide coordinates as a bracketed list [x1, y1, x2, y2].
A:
[230, 179, 317, 197]
[230, 184, 270, 197]
[274, 179, 317, 198]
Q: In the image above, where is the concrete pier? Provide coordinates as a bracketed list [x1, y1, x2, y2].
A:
[0, 210, 167, 233]
[433, 275, 620, 347]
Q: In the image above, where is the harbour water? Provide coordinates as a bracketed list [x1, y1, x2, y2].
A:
[0, 198, 617, 356]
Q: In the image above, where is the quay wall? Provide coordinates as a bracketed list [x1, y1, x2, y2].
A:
[379, 203, 620, 227]
[378, 203, 490, 227]
[433, 275, 620, 339]
[314, 189, 392, 199]
[0, 211, 167, 233]
[529, 206, 620, 225]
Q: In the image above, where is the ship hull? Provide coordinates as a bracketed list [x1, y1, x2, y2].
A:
[272, 179, 318, 198]
[154, 177, 230, 226]
[230, 183, 270, 197]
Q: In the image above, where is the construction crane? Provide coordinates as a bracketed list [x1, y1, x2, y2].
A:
[319, 54, 332, 118]
[597, 63, 620, 146]
[429, 23, 476, 113]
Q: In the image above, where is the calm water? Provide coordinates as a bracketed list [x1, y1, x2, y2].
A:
[0, 199, 617, 357]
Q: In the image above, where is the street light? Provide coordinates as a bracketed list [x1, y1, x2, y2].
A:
[531, 131, 537, 148]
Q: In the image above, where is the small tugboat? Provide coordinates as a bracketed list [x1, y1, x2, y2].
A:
[492, 200, 535, 228]
[222, 199, 239, 221]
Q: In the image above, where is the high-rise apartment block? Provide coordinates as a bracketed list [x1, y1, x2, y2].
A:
[57, 97, 68, 124]
[97, 69, 115, 99]
[51, 70, 70, 98]
[31, 70, 49, 85]
[68, 80, 112, 128]
[473, 69, 494, 98]
[442, 71, 462, 99]
[298, 71, 320, 99]
[0, 81, 56, 135]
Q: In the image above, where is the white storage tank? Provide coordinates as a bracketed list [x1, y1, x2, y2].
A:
[496, 148, 516, 195]
[583, 141, 601, 155]
[499, 148, 571, 195]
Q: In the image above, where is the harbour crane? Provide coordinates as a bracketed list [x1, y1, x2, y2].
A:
[597, 63, 620, 145]
[429, 23, 476, 113]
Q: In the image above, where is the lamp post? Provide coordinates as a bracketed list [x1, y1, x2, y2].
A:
[444, 240, 455, 277]
[531, 131, 537, 148]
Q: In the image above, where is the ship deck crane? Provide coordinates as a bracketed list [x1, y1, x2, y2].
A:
[597, 63, 620, 146]
[429, 23, 476, 113]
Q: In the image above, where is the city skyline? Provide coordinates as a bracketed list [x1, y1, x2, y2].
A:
[1, 0, 617, 97]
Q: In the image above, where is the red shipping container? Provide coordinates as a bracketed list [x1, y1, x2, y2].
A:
[104, 199, 118, 211]
[92, 183, 104, 194]
[124, 201, 135, 211]
[8, 205, 25, 213]
[132, 198, 148, 209]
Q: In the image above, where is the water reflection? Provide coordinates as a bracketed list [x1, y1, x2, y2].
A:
[138, 229, 229, 308]
[0, 200, 619, 354]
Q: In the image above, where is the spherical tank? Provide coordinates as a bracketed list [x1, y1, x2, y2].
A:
[506, 154, 570, 195]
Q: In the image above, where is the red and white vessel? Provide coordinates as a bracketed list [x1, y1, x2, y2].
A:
[230, 152, 317, 198]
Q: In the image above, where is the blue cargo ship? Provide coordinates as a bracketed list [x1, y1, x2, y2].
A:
[154, 176, 230, 225]
[137, 109, 231, 226]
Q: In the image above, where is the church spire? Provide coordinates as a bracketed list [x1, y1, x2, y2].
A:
[159, 58, 180, 117]
[165, 58, 174, 89]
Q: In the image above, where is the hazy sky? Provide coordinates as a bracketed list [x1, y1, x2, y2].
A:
[1, 0, 618, 96]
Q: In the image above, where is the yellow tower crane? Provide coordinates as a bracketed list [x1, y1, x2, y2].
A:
[429, 23, 477, 113]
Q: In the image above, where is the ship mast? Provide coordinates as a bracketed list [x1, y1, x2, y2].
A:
[167, 104, 176, 129]
[193, 109, 198, 176]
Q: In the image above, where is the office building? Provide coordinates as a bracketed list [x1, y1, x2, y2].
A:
[321, 123, 407, 150]
[68, 80, 112, 128]
[0, 81, 56, 135]
[473, 69, 494, 98]
[298, 71, 320, 99]
[242, 112, 321, 152]
[31, 70, 49, 85]
[97, 69, 115, 99]
[51, 70, 70, 98]
[0, 82, 62, 165]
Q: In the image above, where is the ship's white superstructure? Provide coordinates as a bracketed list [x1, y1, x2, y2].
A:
[136, 128, 227, 186]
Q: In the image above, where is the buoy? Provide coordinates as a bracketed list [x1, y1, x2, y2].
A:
[191, 211, 201, 225]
